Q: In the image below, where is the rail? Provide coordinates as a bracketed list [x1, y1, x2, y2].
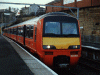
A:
[79, 57, 100, 71]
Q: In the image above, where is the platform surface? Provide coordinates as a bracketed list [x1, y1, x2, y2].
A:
[0, 35, 57, 75]
[82, 42, 100, 50]
[0, 35, 33, 75]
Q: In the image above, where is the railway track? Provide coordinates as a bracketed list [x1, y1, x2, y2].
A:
[79, 57, 100, 71]
[53, 68, 77, 75]
[69, 71, 77, 75]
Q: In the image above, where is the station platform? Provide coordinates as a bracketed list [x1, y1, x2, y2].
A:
[0, 35, 57, 75]
[82, 42, 100, 50]
[81, 42, 100, 61]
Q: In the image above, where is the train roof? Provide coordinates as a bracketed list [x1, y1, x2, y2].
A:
[6, 12, 75, 29]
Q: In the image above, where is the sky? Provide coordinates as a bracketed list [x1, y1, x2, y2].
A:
[0, 0, 82, 10]
[0, 0, 54, 10]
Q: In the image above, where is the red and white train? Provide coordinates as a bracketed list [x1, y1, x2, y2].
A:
[3, 12, 81, 68]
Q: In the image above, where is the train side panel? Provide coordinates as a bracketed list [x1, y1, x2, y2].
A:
[35, 19, 44, 60]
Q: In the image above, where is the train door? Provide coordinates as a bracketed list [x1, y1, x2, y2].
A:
[29, 26, 36, 52]
[29, 25, 34, 49]
[33, 27, 37, 50]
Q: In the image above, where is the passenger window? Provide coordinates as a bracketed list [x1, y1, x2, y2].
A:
[18, 27, 19, 35]
[14, 28, 16, 35]
[25, 26, 27, 37]
[18, 27, 23, 36]
[15, 28, 17, 35]
[35, 27, 37, 42]
[16, 27, 18, 35]
[10, 29, 11, 34]
[7, 29, 8, 33]
[8, 29, 10, 34]
[18, 27, 21, 36]
[30, 26, 34, 39]
[20, 27, 23, 36]
[11, 29, 13, 34]
[26, 26, 30, 38]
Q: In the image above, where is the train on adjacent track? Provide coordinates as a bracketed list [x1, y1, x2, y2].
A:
[3, 12, 81, 68]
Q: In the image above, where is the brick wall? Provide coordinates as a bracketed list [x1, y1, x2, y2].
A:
[46, 0, 63, 13]
[92, 0, 100, 6]
[79, 7, 100, 36]
[52, 2, 62, 12]
[46, 6, 53, 13]
[46, 0, 100, 13]
[77, 0, 91, 8]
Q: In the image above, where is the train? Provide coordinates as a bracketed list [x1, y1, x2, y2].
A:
[3, 12, 81, 68]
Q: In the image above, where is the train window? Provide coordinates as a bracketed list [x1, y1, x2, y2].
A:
[22, 26, 24, 36]
[7, 29, 8, 33]
[43, 21, 79, 37]
[13, 28, 14, 34]
[62, 23, 78, 35]
[19, 27, 21, 35]
[10, 29, 12, 34]
[9, 29, 11, 34]
[20, 27, 23, 36]
[18, 27, 19, 35]
[11, 28, 13, 34]
[25, 26, 27, 37]
[26, 26, 30, 38]
[4, 30, 5, 33]
[45, 22, 60, 34]
[30, 26, 34, 39]
[7, 29, 9, 33]
[34, 27, 37, 42]
[5, 30, 6, 33]
[12, 29, 14, 34]
[10, 29, 11, 34]
[8, 29, 10, 34]
[13, 28, 16, 34]
[8, 29, 9, 33]
[16, 27, 18, 35]
[18, 27, 21, 36]
[15, 28, 17, 35]
[14, 28, 15, 34]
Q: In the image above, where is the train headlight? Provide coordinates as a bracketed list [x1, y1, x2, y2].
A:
[43, 45, 56, 49]
[47, 45, 50, 48]
[68, 45, 80, 49]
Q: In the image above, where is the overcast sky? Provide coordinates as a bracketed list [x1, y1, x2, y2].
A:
[0, 0, 82, 10]
[0, 0, 54, 9]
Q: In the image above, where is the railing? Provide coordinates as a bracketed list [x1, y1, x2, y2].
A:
[81, 35, 100, 44]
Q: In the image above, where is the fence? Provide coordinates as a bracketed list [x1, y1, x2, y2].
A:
[81, 35, 100, 44]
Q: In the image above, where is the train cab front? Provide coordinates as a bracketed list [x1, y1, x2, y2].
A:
[42, 15, 81, 68]
[42, 37, 81, 68]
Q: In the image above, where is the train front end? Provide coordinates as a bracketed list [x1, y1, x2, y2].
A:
[42, 15, 81, 68]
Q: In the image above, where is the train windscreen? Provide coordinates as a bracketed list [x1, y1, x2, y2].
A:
[43, 16, 79, 37]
